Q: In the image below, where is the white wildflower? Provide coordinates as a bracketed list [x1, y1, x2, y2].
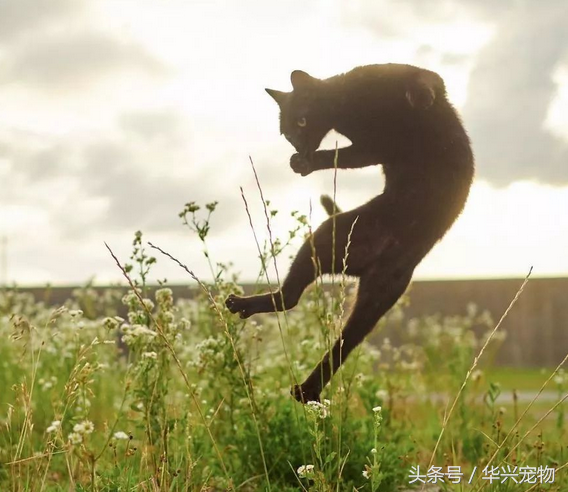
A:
[41, 380, 54, 390]
[306, 399, 330, 419]
[127, 311, 142, 324]
[375, 389, 388, 400]
[553, 371, 566, 386]
[362, 469, 370, 479]
[131, 325, 156, 338]
[368, 346, 381, 360]
[392, 348, 401, 361]
[355, 373, 369, 387]
[371, 448, 378, 454]
[69, 309, 83, 318]
[73, 422, 85, 434]
[142, 351, 158, 360]
[46, 420, 61, 433]
[400, 360, 421, 371]
[297, 464, 315, 478]
[196, 337, 219, 355]
[68, 432, 83, 445]
[155, 288, 173, 307]
[122, 291, 137, 306]
[471, 369, 483, 382]
[121, 324, 157, 344]
[73, 420, 94, 435]
[83, 421, 95, 434]
[466, 302, 478, 318]
[113, 431, 129, 440]
[373, 405, 384, 428]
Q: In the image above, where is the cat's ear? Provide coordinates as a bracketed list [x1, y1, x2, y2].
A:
[265, 88, 288, 106]
[290, 70, 318, 91]
[405, 71, 444, 110]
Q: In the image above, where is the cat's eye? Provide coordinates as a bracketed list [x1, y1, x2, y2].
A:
[297, 117, 307, 127]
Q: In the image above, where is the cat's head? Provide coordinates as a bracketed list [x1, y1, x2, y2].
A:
[265, 70, 332, 157]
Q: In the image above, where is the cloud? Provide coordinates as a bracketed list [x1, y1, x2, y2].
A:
[462, 1, 568, 185]
[119, 109, 186, 143]
[1, 30, 168, 93]
[0, 0, 81, 43]
[0, 108, 247, 242]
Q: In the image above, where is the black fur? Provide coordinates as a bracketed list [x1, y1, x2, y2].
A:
[320, 194, 341, 216]
[226, 64, 474, 403]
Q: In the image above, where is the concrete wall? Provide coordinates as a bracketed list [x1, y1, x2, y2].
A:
[9, 277, 568, 367]
[397, 277, 568, 367]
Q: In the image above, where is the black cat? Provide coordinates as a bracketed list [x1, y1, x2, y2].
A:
[226, 64, 474, 403]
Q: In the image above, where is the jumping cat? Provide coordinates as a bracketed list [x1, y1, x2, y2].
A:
[225, 64, 474, 403]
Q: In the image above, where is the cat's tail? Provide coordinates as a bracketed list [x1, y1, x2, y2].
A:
[320, 194, 342, 216]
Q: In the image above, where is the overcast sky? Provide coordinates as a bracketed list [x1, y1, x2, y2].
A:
[0, 0, 567, 286]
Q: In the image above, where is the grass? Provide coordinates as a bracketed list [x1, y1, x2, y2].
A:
[486, 368, 557, 393]
[0, 197, 566, 491]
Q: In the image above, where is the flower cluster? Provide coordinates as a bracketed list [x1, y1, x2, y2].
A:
[155, 288, 174, 310]
[121, 324, 157, 345]
[46, 420, 61, 434]
[67, 419, 94, 445]
[191, 336, 225, 368]
[297, 464, 315, 478]
[305, 399, 331, 419]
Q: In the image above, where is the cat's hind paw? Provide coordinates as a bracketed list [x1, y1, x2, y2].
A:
[291, 384, 321, 404]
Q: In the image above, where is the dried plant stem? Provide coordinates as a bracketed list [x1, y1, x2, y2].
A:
[248, 157, 288, 307]
[473, 351, 568, 492]
[146, 241, 272, 491]
[6, 450, 66, 466]
[474, 392, 568, 492]
[104, 242, 231, 485]
[524, 459, 568, 492]
[423, 266, 533, 489]
[336, 214, 358, 492]
[238, 183, 296, 387]
[237, 185, 311, 470]
[331, 141, 338, 279]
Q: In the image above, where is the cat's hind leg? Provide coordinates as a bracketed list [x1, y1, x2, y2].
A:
[225, 211, 360, 319]
[292, 266, 413, 403]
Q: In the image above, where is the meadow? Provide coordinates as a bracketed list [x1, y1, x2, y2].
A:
[0, 201, 566, 491]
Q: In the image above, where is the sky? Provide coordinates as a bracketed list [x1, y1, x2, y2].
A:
[0, 0, 567, 286]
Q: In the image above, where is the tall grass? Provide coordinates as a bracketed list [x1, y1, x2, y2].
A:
[0, 190, 566, 491]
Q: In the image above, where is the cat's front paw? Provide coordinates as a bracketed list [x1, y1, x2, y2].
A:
[225, 294, 253, 319]
[290, 153, 313, 177]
